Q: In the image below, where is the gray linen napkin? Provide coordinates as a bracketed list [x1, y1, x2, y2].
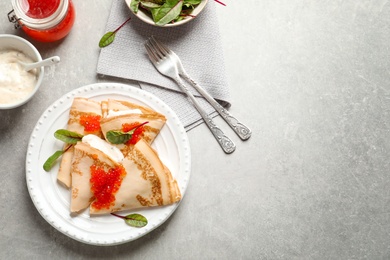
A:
[97, 0, 230, 130]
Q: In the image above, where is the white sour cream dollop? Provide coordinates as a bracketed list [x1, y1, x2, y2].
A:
[82, 134, 124, 163]
[0, 50, 38, 104]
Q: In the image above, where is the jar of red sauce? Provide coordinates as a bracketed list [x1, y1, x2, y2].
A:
[8, 0, 76, 42]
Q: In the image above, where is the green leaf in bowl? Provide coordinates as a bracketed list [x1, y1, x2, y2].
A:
[152, 0, 184, 26]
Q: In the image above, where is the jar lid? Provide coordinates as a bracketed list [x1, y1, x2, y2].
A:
[11, 0, 68, 30]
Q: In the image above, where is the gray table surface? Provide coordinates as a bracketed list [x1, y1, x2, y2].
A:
[1, 0, 390, 259]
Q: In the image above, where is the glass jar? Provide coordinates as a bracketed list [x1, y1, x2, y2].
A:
[8, 0, 76, 42]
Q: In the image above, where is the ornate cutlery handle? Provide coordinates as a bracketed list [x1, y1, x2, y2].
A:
[182, 73, 251, 140]
[174, 77, 236, 154]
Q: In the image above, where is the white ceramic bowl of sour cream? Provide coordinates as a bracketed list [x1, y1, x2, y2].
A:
[0, 34, 43, 109]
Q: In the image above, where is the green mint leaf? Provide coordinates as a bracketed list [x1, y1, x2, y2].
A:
[124, 213, 148, 227]
[54, 129, 84, 144]
[99, 31, 116, 48]
[106, 130, 133, 144]
[43, 150, 65, 172]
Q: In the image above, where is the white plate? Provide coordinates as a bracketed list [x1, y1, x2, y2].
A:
[25, 83, 191, 246]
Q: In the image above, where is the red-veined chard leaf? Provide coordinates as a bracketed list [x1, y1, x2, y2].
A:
[99, 32, 116, 48]
[43, 129, 83, 172]
[183, 0, 201, 7]
[54, 129, 84, 144]
[140, 1, 162, 9]
[151, 0, 183, 26]
[130, 0, 141, 13]
[43, 150, 65, 172]
[99, 17, 131, 48]
[124, 213, 148, 227]
[106, 130, 134, 144]
[106, 121, 148, 144]
[111, 213, 148, 227]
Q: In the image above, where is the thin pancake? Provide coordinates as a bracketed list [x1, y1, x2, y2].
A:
[100, 100, 166, 156]
[89, 139, 181, 214]
[101, 99, 166, 118]
[57, 97, 102, 188]
[70, 141, 122, 213]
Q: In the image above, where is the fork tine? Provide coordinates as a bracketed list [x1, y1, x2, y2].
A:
[147, 39, 165, 60]
[145, 43, 159, 64]
[150, 36, 171, 55]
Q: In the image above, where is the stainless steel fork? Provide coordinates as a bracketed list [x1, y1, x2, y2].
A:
[145, 37, 236, 154]
[147, 36, 251, 141]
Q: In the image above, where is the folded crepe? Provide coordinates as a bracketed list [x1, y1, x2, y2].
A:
[57, 97, 102, 188]
[70, 140, 122, 212]
[100, 99, 167, 156]
[102, 99, 165, 118]
[70, 138, 181, 214]
[90, 138, 181, 214]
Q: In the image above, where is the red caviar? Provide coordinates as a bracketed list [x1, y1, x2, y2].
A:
[90, 165, 125, 210]
[79, 114, 101, 133]
[122, 122, 146, 145]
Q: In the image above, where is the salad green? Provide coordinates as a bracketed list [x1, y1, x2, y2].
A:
[130, 0, 203, 26]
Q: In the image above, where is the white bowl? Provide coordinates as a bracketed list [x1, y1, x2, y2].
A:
[0, 34, 43, 109]
[125, 0, 208, 27]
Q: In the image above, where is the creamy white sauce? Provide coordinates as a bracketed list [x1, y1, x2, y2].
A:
[106, 109, 142, 118]
[82, 134, 124, 163]
[0, 50, 38, 105]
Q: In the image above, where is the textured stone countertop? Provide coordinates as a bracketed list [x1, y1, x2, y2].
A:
[0, 0, 389, 259]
